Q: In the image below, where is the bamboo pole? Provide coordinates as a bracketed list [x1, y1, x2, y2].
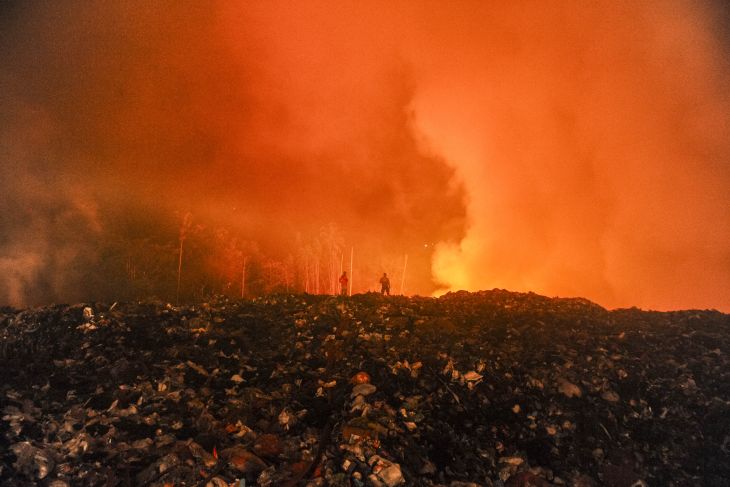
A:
[241, 256, 247, 298]
[176, 238, 184, 305]
[331, 251, 336, 294]
[349, 246, 354, 296]
[315, 261, 320, 294]
[400, 253, 408, 295]
[305, 255, 309, 293]
[339, 252, 344, 296]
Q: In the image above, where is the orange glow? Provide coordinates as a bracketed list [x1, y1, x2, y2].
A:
[351, 371, 372, 385]
[0, 1, 728, 310]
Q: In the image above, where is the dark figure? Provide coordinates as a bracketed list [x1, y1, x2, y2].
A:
[379, 273, 391, 295]
[339, 272, 349, 296]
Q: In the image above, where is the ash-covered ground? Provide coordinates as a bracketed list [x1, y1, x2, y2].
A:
[1, 291, 729, 487]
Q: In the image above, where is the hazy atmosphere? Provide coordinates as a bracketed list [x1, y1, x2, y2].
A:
[2, 1, 729, 310]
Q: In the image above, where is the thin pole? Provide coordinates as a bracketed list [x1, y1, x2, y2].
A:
[339, 252, 344, 295]
[241, 256, 247, 298]
[331, 252, 336, 294]
[176, 238, 184, 304]
[315, 261, 319, 294]
[349, 246, 354, 296]
[400, 253, 408, 295]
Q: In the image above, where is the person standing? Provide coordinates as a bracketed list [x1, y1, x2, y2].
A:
[339, 271, 349, 296]
[379, 273, 391, 296]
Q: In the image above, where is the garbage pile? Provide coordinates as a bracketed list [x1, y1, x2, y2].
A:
[1, 290, 728, 486]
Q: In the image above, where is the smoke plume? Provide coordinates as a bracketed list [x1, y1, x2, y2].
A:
[405, 2, 730, 310]
[1, 1, 728, 310]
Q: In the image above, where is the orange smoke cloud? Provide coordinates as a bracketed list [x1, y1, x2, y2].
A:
[1, 1, 728, 310]
[405, 2, 730, 310]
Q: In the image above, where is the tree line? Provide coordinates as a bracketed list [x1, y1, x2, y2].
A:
[95, 215, 370, 303]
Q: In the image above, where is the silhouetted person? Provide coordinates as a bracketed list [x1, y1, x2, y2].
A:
[379, 273, 391, 295]
[339, 271, 349, 296]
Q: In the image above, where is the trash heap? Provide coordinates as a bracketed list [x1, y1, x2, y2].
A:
[1, 290, 728, 486]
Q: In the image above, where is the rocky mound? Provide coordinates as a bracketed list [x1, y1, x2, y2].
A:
[1, 291, 728, 486]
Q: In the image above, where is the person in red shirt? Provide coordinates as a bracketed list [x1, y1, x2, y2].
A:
[339, 272, 349, 296]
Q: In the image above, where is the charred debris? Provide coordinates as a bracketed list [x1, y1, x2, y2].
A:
[1, 290, 729, 486]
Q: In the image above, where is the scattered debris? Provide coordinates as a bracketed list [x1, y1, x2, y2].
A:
[1, 291, 729, 485]
[557, 379, 582, 398]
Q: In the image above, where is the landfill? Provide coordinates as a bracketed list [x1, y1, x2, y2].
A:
[1, 290, 728, 486]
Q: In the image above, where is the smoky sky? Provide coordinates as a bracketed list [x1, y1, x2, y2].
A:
[1, 1, 729, 310]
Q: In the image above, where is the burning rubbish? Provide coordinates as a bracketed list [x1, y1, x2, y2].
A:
[1, 291, 729, 485]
